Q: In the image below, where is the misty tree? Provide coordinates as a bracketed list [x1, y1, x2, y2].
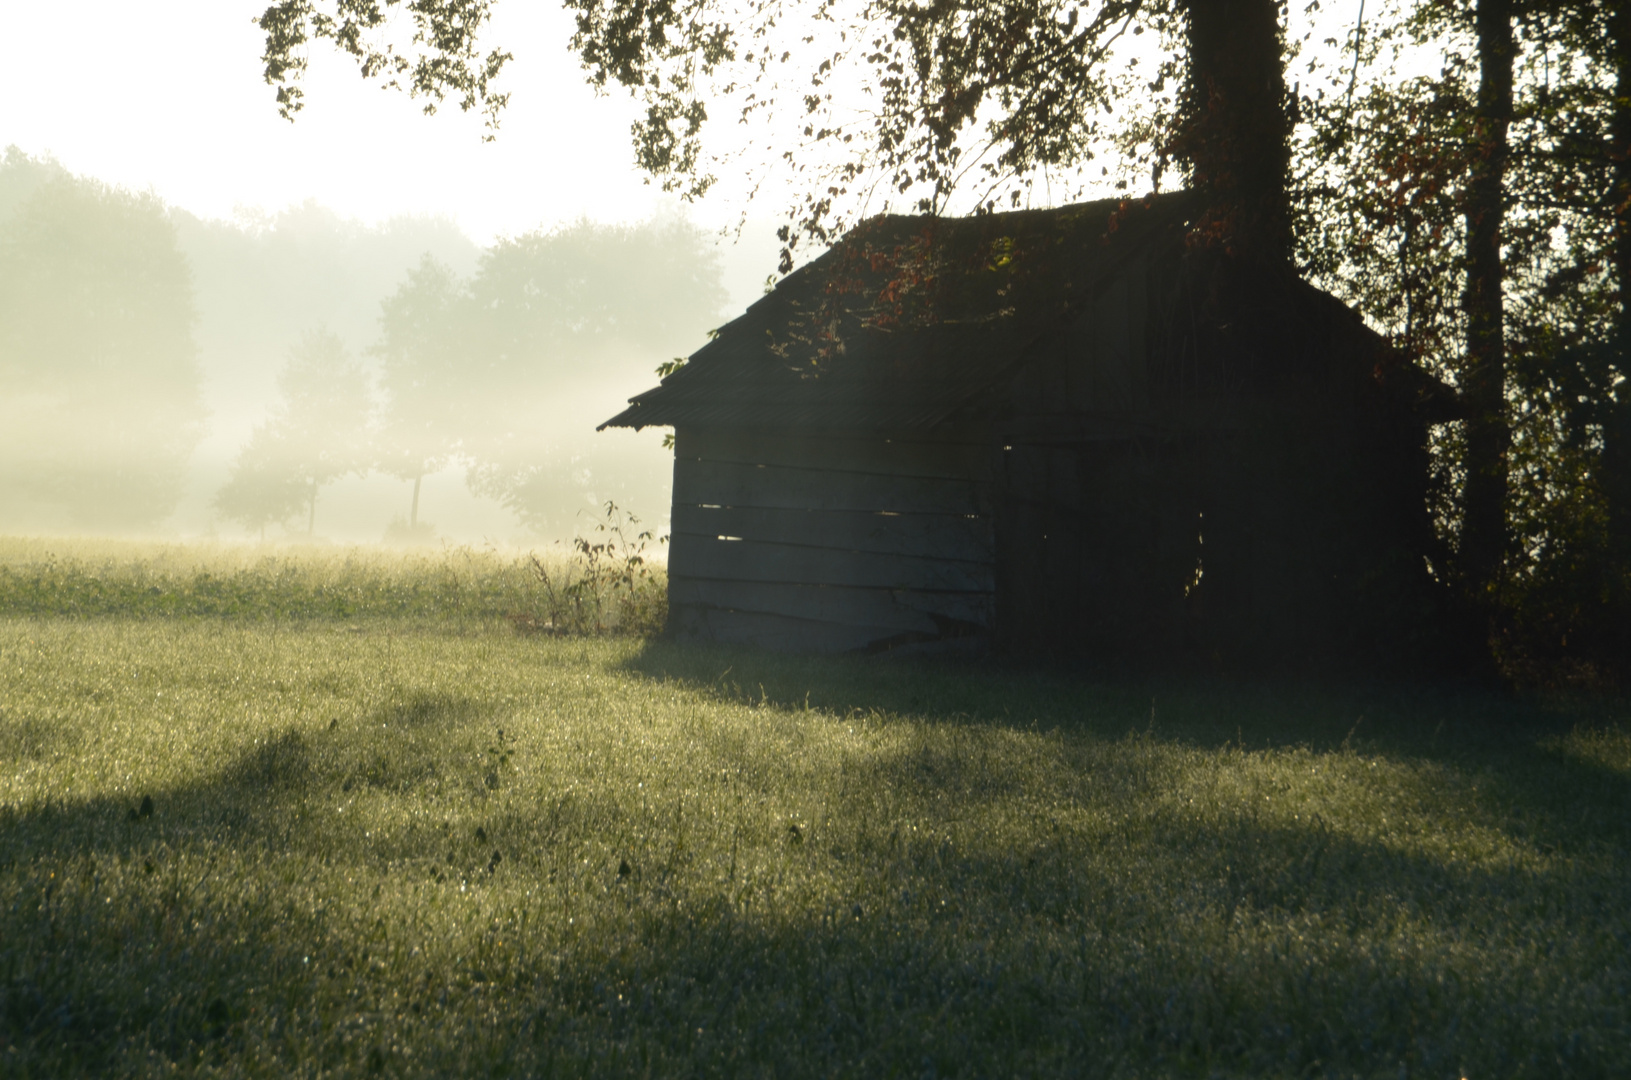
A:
[0, 145, 70, 219]
[472, 219, 725, 532]
[168, 199, 478, 541]
[213, 329, 373, 538]
[0, 147, 205, 531]
[374, 256, 465, 535]
[461, 219, 725, 529]
[210, 430, 309, 541]
[174, 200, 479, 399]
[372, 219, 725, 534]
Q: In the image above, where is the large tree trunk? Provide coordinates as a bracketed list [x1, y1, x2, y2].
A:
[1458, 0, 1514, 601]
[1607, 1, 1631, 662]
[1176, 0, 1293, 266]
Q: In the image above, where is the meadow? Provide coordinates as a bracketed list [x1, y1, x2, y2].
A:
[1, 540, 1628, 1077]
[0, 528, 665, 633]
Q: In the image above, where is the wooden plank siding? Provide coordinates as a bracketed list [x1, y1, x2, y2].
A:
[672, 606, 908, 654]
[673, 459, 987, 515]
[669, 580, 992, 633]
[663, 262, 1168, 655]
[994, 260, 1179, 656]
[670, 535, 991, 592]
[1010, 261, 1151, 426]
[667, 427, 997, 653]
[676, 429, 993, 480]
[671, 505, 992, 562]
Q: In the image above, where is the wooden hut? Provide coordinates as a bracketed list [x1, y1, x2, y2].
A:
[600, 194, 1459, 669]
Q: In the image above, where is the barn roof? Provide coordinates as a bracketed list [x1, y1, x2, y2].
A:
[599, 193, 1200, 432]
[599, 192, 1457, 432]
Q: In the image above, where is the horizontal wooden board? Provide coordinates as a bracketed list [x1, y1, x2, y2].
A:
[670, 504, 993, 562]
[669, 534, 993, 592]
[670, 577, 993, 634]
[673, 458, 987, 515]
[672, 605, 904, 654]
[676, 428, 994, 482]
[1002, 402, 1256, 444]
[1003, 414, 1167, 443]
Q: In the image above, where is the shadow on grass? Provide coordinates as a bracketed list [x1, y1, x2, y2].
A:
[622, 639, 1631, 854]
[0, 714, 84, 764]
[2, 639, 1628, 1075]
[369, 688, 493, 729]
[620, 639, 1595, 743]
[2, 761, 1624, 1075]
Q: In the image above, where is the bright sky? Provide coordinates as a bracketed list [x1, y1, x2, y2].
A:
[1, 1, 794, 540]
[0, 1, 752, 243]
[1, 2, 1377, 246]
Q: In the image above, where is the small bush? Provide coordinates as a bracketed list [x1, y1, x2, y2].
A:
[516, 502, 667, 636]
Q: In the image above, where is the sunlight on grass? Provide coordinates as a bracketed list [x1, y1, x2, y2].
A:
[3, 617, 1628, 1076]
[1549, 723, 1631, 775]
[0, 534, 663, 632]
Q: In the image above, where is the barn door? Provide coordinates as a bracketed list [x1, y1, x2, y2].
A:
[996, 437, 1208, 662]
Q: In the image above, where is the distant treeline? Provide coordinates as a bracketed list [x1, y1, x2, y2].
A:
[0, 148, 203, 530]
[0, 147, 725, 538]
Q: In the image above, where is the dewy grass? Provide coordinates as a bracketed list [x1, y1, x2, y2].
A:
[0, 535, 664, 632]
[2, 617, 1628, 1077]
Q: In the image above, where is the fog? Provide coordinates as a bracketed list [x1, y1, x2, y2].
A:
[0, 147, 779, 546]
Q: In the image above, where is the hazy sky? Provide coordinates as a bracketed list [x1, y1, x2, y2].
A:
[1, 2, 749, 243]
[2, 3, 1377, 262]
[2, 2, 773, 542]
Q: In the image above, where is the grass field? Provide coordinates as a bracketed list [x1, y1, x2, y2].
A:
[0, 533, 664, 633]
[1, 543, 1629, 1077]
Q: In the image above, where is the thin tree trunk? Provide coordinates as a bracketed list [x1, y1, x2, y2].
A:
[1177, 0, 1294, 265]
[1459, 0, 1514, 600]
[1616, 4, 1631, 352]
[410, 472, 423, 529]
[308, 482, 317, 536]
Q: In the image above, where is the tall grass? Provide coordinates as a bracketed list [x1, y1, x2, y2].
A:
[0, 525, 664, 633]
[1, 602, 1628, 1076]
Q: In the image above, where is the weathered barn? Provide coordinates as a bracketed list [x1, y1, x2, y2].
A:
[601, 194, 1459, 669]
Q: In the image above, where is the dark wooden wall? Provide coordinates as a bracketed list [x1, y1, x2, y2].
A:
[993, 249, 1443, 669]
[667, 427, 998, 653]
[995, 254, 1179, 658]
[660, 245, 1441, 668]
[994, 424, 1349, 666]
